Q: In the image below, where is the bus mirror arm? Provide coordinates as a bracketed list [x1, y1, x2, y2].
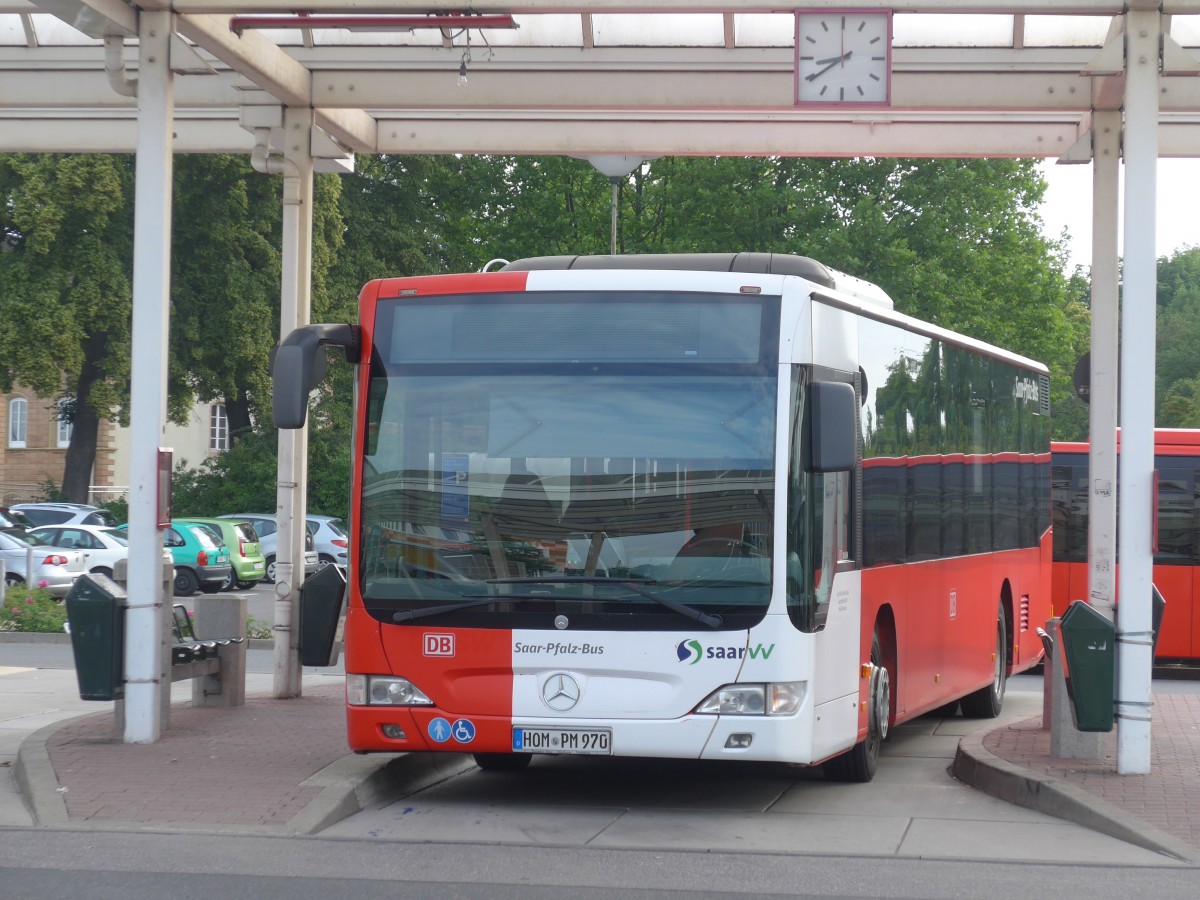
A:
[271, 324, 362, 429]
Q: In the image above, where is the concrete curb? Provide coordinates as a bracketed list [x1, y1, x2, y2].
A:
[952, 720, 1200, 864]
[14, 715, 81, 828]
[290, 751, 475, 835]
[13, 699, 472, 837]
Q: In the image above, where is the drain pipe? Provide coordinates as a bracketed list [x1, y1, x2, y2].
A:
[104, 35, 137, 97]
[250, 127, 298, 179]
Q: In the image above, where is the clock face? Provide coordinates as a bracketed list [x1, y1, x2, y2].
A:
[796, 12, 892, 104]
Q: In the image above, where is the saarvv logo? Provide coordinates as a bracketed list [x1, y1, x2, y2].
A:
[677, 639, 703, 665]
[676, 639, 777, 663]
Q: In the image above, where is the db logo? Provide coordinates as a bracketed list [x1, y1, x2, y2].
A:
[423, 633, 455, 657]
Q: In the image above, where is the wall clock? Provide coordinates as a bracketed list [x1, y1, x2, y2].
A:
[796, 10, 893, 105]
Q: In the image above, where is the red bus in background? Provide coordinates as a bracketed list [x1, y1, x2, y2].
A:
[1051, 429, 1200, 661]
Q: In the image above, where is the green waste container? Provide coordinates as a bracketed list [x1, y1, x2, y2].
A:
[299, 562, 346, 667]
[1058, 599, 1115, 732]
[65, 573, 127, 701]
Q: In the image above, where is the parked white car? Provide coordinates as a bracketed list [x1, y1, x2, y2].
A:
[0, 528, 86, 597]
[28, 524, 129, 580]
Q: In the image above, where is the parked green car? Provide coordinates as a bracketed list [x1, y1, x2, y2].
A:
[181, 517, 267, 591]
[113, 519, 233, 596]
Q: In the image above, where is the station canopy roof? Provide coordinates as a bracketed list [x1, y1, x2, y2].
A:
[2, 2, 1200, 163]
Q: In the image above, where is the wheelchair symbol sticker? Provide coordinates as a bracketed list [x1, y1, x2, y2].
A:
[428, 717, 452, 743]
[451, 719, 476, 744]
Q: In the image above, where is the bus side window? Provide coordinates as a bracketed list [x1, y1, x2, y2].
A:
[787, 371, 855, 633]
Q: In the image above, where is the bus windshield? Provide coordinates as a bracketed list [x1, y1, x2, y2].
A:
[359, 292, 779, 631]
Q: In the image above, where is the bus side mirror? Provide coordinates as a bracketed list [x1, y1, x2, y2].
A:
[272, 344, 321, 429]
[809, 381, 857, 473]
[271, 324, 362, 429]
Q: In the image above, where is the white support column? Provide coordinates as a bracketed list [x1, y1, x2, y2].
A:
[1116, 9, 1160, 776]
[124, 11, 174, 744]
[1088, 110, 1121, 626]
[273, 107, 315, 699]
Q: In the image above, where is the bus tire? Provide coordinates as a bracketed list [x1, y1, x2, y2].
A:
[824, 630, 889, 783]
[960, 603, 1007, 718]
[473, 752, 532, 772]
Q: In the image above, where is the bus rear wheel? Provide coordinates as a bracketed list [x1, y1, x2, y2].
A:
[961, 604, 1007, 718]
[824, 630, 889, 783]
[473, 752, 532, 772]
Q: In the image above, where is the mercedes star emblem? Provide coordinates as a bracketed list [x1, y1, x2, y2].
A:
[542, 673, 581, 711]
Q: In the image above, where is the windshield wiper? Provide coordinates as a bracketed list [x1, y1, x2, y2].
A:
[392, 595, 536, 623]
[489, 576, 723, 629]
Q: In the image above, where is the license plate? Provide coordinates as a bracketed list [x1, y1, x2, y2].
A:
[252, 562, 264, 570]
[513, 727, 611, 755]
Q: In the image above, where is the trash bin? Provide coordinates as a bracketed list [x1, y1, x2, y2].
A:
[299, 562, 346, 667]
[64, 573, 127, 701]
[1057, 599, 1115, 733]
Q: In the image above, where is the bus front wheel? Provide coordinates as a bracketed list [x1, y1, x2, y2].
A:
[824, 630, 889, 783]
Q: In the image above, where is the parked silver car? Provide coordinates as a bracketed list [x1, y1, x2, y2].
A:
[217, 513, 318, 584]
[9, 502, 118, 528]
[307, 514, 349, 570]
[0, 527, 86, 597]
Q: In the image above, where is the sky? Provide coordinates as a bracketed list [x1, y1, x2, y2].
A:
[1039, 159, 1199, 272]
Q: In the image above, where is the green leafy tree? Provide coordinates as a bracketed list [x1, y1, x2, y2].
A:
[1156, 246, 1200, 426]
[171, 156, 346, 436]
[0, 153, 134, 501]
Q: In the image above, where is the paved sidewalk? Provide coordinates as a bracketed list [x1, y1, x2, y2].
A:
[954, 691, 1200, 863]
[9, 646, 1200, 862]
[14, 680, 471, 835]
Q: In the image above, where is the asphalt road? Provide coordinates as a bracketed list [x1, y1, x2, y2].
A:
[4, 586, 1200, 898]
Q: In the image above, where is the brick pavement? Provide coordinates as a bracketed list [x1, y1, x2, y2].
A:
[45, 682, 347, 828]
[980, 691, 1200, 852]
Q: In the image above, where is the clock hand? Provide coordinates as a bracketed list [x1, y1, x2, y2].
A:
[804, 50, 853, 82]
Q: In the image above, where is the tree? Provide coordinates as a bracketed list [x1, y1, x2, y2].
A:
[170, 155, 346, 437]
[0, 153, 134, 500]
[1155, 246, 1200, 426]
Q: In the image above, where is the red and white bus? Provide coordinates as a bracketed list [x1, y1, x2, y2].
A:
[1052, 429, 1200, 661]
[274, 253, 1052, 782]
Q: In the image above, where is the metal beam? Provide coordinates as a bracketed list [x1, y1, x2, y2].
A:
[0, 114, 254, 151]
[176, 12, 311, 108]
[372, 113, 1089, 157]
[134, 2, 1154, 15]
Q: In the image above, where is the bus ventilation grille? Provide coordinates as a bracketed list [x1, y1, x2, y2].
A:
[1019, 595, 1030, 633]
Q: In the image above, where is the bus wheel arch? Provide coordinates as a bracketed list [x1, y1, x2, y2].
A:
[824, 610, 895, 783]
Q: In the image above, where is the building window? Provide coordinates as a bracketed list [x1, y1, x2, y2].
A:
[57, 398, 73, 448]
[209, 403, 230, 452]
[8, 398, 26, 448]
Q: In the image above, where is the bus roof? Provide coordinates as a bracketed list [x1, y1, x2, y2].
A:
[502, 253, 895, 310]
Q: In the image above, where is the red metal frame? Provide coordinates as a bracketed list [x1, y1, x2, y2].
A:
[229, 14, 518, 37]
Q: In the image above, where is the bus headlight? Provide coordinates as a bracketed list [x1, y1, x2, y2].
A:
[695, 682, 805, 716]
[347, 674, 434, 707]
